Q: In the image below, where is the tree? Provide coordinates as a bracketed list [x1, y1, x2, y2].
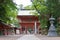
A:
[32, 0, 60, 19]
[31, 0, 60, 34]
[24, 5, 34, 10]
[46, 0, 60, 18]
[0, 0, 18, 24]
[32, 0, 60, 17]
[31, 0, 48, 30]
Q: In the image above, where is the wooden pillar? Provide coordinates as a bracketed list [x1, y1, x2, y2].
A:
[2, 27, 5, 35]
[15, 29, 16, 34]
[4, 29, 6, 35]
[19, 29, 21, 34]
[34, 21, 37, 34]
[7, 29, 8, 35]
[37, 26, 39, 34]
[19, 28, 22, 34]
[25, 27, 27, 34]
[13, 27, 15, 34]
[21, 27, 23, 34]
[14, 28, 16, 34]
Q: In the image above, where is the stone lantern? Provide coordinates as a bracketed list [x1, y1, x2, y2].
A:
[47, 16, 57, 37]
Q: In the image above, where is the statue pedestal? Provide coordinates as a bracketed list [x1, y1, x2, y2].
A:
[47, 25, 57, 36]
[47, 16, 57, 37]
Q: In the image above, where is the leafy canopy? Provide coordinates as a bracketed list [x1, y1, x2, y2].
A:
[0, 0, 18, 24]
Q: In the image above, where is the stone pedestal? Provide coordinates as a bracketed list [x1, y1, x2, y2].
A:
[47, 16, 57, 37]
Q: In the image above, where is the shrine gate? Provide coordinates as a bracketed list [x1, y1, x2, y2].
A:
[17, 15, 40, 34]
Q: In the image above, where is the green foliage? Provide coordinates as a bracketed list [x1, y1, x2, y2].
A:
[24, 5, 34, 10]
[0, 0, 18, 24]
[31, 0, 47, 30]
[26, 0, 60, 35]
[12, 19, 20, 27]
[32, 0, 47, 14]
[32, 0, 60, 18]
[24, 0, 60, 34]
[46, 0, 60, 18]
[32, 0, 60, 17]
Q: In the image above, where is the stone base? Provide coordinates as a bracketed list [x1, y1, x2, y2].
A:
[47, 31, 57, 37]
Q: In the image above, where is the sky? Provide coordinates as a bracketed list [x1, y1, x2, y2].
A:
[13, 0, 33, 15]
[14, 0, 32, 7]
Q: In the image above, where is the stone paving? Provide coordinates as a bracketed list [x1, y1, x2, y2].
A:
[36, 34, 60, 40]
[0, 34, 23, 40]
[0, 34, 60, 40]
[17, 34, 40, 40]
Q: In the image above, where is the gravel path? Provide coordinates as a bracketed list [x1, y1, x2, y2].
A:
[0, 34, 60, 40]
[0, 35, 23, 40]
[36, 34, 60, 40]
[17, 34, 40, 40]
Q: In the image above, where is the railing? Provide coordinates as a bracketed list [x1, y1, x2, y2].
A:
[19, 21, 40, 23]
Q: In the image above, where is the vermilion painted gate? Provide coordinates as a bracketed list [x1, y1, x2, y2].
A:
[17, 15, 40, 34]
